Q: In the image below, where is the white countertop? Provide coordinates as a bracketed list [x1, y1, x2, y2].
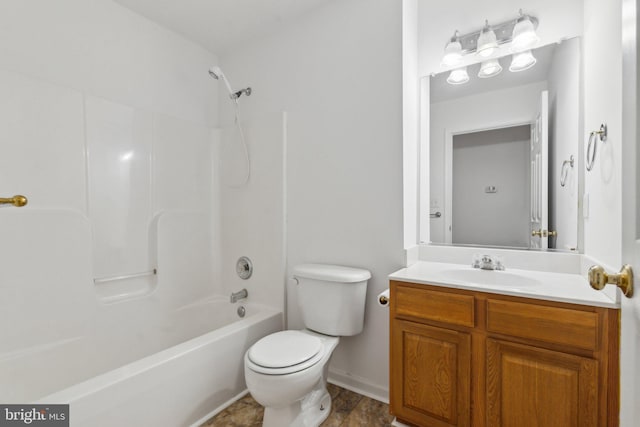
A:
[389, 261, 619, 309]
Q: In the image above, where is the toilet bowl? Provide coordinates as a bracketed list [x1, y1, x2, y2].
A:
[244, 329, 339, 427]
[243, 264, 371, 427]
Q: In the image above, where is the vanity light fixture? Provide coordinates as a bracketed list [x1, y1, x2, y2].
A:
[442, 31, 463, 66]
[509, 50, 537, 72]
[447, 67, 470, 85]
[478, 58, 503, 78]
[476, 21, 498, 58]
[441, 10, 539, 85]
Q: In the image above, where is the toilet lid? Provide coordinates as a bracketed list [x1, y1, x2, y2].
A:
[248, 330, 322, 369]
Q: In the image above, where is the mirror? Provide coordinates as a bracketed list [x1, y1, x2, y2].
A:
[427, 37, 581, 251]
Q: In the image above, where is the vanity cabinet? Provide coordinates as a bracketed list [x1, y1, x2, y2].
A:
[389, 281, 619, 427]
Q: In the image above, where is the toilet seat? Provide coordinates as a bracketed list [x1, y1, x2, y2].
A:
[247, 330, 325, 375]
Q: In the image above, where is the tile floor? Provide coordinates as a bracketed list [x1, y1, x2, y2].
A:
[201, 383, 394, 427]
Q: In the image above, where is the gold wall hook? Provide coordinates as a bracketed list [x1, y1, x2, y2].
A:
[0, 195, 28, 207]
[588, 264, 633, 297]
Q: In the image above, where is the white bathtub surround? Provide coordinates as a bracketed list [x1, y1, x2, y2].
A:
[39, 302, 281, 427]
[390, 261, 619, 309]
[85, 95, 215, 302]
[219, 112, 287, 314]
[0, 64, 232, 406]
[0, 2, 292, 424]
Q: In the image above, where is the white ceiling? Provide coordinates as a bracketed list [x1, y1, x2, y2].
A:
[112, 0, 331, 55]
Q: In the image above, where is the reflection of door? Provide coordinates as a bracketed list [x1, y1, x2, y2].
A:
[530, 91, 549, 249]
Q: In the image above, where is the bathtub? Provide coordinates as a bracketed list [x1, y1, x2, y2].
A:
[25, 298, 281, 426]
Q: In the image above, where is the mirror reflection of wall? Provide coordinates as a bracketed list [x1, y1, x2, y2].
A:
[452, 126, 531, 248]
[427, 37, 580, 251]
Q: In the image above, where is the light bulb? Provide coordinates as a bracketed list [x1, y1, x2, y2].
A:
[447, 67, 470, 85]
[476, 21, 498, 57]
[442, 31, 463, 67]
[509, 50, 537, 72]
[442, 40, 463, 66]
[512, 15, 540, 51]
[478, 58, 503, 78]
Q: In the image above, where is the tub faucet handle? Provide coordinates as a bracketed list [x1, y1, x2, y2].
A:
[230, 288, 248, 303]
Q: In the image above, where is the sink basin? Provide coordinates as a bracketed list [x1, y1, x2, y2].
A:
[437, 268, 541, 288]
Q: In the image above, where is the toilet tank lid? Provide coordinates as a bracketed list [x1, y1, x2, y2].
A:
[293, 264, 371, 283]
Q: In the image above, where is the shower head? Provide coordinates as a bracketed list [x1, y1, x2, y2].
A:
[209, 66, 235, 97]
[208, 65, 251, 100]
[208, 66, 223, 80]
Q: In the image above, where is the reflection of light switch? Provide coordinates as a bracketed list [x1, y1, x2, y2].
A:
[484, 185, 497, 193]
[430, 199, 439, 208]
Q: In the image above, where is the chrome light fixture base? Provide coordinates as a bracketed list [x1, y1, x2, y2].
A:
[449, 14, 539, 55]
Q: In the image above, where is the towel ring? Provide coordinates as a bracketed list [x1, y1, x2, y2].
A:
[560, 155, 574, 187]
[586, 124, 607, 171]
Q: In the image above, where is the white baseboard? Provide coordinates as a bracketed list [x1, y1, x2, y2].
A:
[328, 368, 389, 404]
[391, 418, 412, 427]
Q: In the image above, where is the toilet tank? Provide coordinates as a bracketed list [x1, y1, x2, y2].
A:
[292, 264, 371, 336]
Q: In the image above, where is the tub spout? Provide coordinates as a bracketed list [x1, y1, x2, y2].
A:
[230, 289, 248, 303]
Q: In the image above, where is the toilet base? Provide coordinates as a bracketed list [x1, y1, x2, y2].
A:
[262, 380, 332, 427]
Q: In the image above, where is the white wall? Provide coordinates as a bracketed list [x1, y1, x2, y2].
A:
[429, 82, 547, 243]
[547, 37, 581, 250]
[452, 127, 530, 247]
[220, 0, 405, 399]
[403, 0, 420, 250]
[582, 0, 623, 267]
[0, 0, 220, 400]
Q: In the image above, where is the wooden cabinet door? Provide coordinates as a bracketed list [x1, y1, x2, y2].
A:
[486, 339, 598, 427]
[391, 319, 471, 427]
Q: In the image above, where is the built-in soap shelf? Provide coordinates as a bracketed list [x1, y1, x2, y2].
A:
[93, 268, 157, 284]
[93, 270, 158, 304]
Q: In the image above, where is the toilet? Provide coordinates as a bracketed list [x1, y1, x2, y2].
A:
[244, 263, 371, 427]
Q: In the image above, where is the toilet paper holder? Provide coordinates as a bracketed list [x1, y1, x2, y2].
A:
[377, 289, 390, 307]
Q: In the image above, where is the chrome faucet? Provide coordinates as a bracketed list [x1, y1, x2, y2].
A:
[230, 288, 248, 303]
[472, 255, 505, 271]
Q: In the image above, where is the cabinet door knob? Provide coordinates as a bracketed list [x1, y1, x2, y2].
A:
[588, 264, 634, 297]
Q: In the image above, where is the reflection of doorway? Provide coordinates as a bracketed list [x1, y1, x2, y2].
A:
[451, 125, 531, 247]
